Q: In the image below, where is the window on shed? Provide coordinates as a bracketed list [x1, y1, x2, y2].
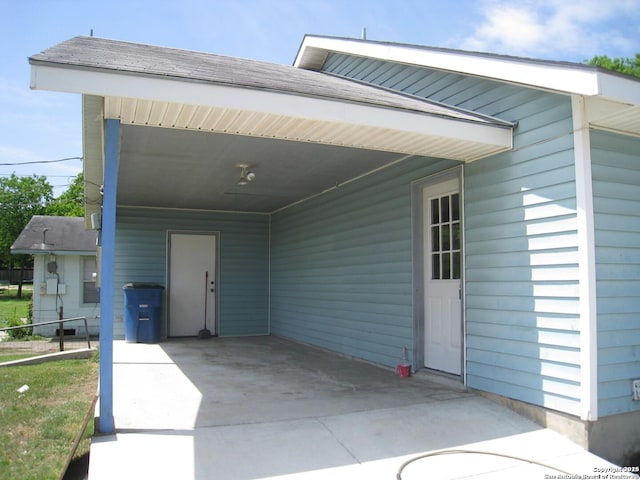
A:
[83, 256, 99, 303]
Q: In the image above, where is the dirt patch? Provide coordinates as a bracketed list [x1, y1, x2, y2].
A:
[62, 451, 90, 480]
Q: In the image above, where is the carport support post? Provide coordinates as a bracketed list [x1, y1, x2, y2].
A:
[98, 119, 120, 433]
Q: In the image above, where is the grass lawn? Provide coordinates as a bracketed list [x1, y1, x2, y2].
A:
[0, 285, 32, 328]
[0, 357, 99, 480]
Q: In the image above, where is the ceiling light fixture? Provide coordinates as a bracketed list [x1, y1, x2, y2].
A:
[236, 164, 255, 185]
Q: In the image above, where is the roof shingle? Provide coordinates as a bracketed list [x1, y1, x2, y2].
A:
[11, 216, 97, 254]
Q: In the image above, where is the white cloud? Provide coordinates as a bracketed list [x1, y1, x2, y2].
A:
[0, 144, 82, 196]
[461, 0, 640, 59]
[0, 145, 44, 165]
[0, 61, 83, 196]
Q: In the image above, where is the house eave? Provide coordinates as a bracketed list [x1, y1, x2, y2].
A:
[294, 35, 640, 138]
[295, 35, 640, 105]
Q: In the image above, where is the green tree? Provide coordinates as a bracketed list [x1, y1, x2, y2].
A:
[587, 53, 640, 78]
[46, 172, 85, 217]
[0, 174, 53, 295]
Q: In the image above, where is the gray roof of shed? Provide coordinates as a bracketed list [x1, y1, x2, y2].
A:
[29, 36, 508, 126]
[11, 216, 97, 255]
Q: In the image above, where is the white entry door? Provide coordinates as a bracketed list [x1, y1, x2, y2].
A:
[424, 179, 462, 375]
[169, 233, 217, 337]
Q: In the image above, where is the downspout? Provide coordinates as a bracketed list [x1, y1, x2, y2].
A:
[571, 95, 598, 422]
[98, 119, 120, 433]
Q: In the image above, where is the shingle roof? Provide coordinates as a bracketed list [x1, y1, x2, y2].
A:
[11, 216, 97, 255]
[29, 36, 507, 126]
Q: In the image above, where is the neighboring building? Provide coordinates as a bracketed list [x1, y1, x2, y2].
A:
[11, 215, 99, 336]
[28, 35, 639, 464]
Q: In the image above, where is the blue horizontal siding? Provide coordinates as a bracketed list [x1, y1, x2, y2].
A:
[271, 156, 458, 367]
[113, 207, 269, 338]
[467, 375, 581, 414]
[323, 52, 583, 415]
[464, 98, 580, 414]
[591, 130, 640, 417]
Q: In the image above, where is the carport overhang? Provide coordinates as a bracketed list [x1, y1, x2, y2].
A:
[32, 63, 513, 154]
[29, 36, 513, 224]
[33, 68, 513, 222]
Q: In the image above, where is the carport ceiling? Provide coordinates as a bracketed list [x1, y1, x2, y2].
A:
[29, 36, 514, 215]
[118, 124, 420, 212]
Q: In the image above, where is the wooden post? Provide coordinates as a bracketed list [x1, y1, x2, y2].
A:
[17, 267, 23, 299]
[59, 306, 64, 352]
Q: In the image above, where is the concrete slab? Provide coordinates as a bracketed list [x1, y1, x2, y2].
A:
[0, 347, 96, 367]
[89, 337, 628, 480]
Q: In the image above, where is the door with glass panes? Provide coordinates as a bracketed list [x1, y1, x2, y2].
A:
[423, 178, 462, 375]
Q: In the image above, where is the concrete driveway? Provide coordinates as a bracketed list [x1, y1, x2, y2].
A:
[88, 336, 620, 479]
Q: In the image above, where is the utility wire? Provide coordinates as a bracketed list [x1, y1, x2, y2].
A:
[0, 174, 76, 178]
[0, 156, 82, 166]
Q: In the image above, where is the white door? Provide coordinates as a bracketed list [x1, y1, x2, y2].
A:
[169, 233, 217, 337]
[424, 179, 462, 375]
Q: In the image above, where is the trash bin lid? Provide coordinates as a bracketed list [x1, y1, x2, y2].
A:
[123, 283, 165, 289]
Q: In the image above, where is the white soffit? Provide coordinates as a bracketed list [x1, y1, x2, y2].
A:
[587, 78, 640, 138]
[30, 64, 513, 161]
[586, 99, 640, 137]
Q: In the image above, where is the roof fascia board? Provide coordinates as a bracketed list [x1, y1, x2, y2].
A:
[11, 249, 95, 255]
[30, 63, 512, 149]
[296, 36, 640, 103]
[597, 72, 640, 105]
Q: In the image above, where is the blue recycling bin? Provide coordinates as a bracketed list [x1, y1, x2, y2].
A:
[123, 284, 164, 343]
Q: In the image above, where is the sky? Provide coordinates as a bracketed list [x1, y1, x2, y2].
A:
[1, 0, 639, 196]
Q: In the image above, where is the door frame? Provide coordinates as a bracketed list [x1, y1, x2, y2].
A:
[411, 166, 465, 381]
[166, 230, 220, 337]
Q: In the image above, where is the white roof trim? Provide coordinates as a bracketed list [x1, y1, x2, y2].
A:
[571, 95, 599, 422]
[30, 63, 513, 161]
[597, 71, 640, 105]
[295, 36, 640, 106]
[11, 248, 95, 256]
